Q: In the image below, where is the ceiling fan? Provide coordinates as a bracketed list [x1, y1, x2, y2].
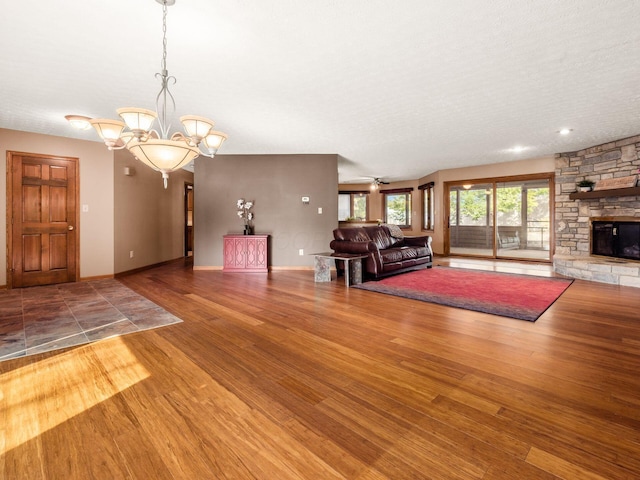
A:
[369, 177, 390, 191]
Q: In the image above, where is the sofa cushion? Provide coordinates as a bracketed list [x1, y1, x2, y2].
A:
[402, 246, 430, 259]
[380, 248, 404, 263]
[363, 226, 392, 250]
[333, 228, 371, 242]
[384, 223, 405, 239]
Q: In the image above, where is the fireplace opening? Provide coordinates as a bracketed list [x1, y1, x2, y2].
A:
[592, 221, 640, 261]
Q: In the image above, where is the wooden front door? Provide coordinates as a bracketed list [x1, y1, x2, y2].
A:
[7, 152, 79, 288]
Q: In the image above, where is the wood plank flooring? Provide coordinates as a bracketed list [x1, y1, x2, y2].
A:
[1, 258, 640, 479]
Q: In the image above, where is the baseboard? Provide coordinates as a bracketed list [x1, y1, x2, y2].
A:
[115, 257, 187, 278]
[193, 266, 315, 271]
[80, 274, 114, 282]
[269, 266, 314, 271]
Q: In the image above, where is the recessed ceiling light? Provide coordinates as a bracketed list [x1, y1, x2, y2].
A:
[510, 146, 527, 153]
[558, 128, 573, 135]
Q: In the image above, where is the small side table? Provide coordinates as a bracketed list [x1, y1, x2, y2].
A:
[311, 252, 368, 287]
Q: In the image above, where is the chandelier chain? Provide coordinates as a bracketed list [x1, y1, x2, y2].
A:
[161, 0, 168, 73]
[155, 0, 176, 139]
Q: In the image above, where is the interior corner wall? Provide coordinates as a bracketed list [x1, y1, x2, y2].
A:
[194, 154, 338, 268]
[0, 128, 115, 286]
[113, 150, 193, 274]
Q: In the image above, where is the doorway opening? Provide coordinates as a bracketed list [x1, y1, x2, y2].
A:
[185, 183, 193, 257]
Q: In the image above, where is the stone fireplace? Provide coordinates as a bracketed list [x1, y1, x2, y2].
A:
[554, 135, 640, 288]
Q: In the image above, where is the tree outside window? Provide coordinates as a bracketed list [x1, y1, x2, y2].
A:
[353, 195, 367, 220]
[338, 192, 368, 221]
[455, 188, 491, 226]
[384, 192, 411, 227]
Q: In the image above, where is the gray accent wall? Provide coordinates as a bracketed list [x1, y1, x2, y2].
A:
[194, 154, 338, 268]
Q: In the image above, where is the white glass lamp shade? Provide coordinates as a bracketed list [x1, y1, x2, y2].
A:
[203, 130, 228, 154]
[113, 132, 135, 149]
[89, 119, 126, 148]
[65, 115, 92, 130]
[117, 107, 157, 132]
[180, 115, 214, 141]
[127, 139, 200, 173]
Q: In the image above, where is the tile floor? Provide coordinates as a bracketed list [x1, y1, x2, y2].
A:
[0, 278, 182, 362]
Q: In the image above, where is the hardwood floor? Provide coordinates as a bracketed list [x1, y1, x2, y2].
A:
[1, 258, 640, 479]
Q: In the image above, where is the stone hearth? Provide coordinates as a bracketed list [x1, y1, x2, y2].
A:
[554, 134, 640, 287]
[554, 254, 640, 287]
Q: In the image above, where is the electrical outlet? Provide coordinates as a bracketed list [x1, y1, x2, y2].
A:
[129, 250, 134, 258]
[318, 207, 323, 214]
[299, 249, 304, 256]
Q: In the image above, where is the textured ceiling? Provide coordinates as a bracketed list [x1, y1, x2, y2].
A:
[2, 0, 640, 183]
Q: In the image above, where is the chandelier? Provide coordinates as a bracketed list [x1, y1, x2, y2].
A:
[83, 0, 227, 188]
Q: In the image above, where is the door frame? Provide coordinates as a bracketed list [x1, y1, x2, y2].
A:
[184, 182, 193, 257]
[443, 172, 555, 261]
[6, 151, 80, 289]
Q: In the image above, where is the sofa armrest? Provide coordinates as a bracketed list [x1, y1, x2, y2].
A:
[329, 240, 376, 255]
[330, 240, 384, 275]
[403, 235, 430, 247]
[403, 235, 433, 256]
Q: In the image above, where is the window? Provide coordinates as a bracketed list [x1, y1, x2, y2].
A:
[420, 182, 434, 230]
[450, 186, 492, 226]
[338, 192, 368, 221]
[383, 188, 412, 227]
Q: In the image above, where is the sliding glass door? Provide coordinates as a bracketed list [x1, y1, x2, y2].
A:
[496, 179, 550, 260]
[449, 184, 493, 256]
[447, 175, 552, 261]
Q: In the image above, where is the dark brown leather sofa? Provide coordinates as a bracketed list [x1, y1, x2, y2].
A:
[330, 225, 433, 280]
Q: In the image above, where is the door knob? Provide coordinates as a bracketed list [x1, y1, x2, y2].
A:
[68, 225, 74, 231]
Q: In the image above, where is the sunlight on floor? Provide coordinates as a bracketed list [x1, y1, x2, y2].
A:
[436, 256, 555, 277]
[0, 336, 150, 455]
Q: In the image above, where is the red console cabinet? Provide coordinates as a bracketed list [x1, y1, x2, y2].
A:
[223, 234, 269, 273]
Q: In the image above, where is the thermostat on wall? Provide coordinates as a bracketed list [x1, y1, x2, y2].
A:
[301, 196, 310, 204]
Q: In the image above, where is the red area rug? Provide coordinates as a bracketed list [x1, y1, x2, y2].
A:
[354, 267, 573, 321]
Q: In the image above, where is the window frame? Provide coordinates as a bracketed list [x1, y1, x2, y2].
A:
[381, 187, 413, 228]
[419, 182, 434, 231]
[444, 172, 555, 260]
[338, 190, 369, 221]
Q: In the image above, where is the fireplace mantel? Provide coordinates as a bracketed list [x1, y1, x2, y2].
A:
[569, 186, 640, 200]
